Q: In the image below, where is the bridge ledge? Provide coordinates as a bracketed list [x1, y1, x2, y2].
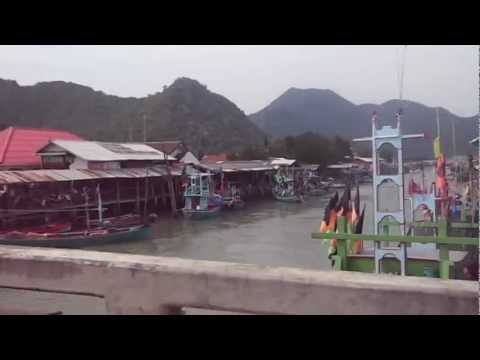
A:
[0, 245, 476, 315]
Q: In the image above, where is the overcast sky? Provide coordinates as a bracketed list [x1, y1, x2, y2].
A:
[0, 45, 477, 117]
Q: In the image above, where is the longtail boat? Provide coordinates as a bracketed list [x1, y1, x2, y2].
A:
[0, 224, 152, 248]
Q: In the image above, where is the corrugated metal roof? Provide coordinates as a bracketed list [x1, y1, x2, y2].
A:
[0, 166, 181, 185]
[199, 160, 274, 173]
[328, 164, 353, 169]
[269, 158, 297, 166]
[39, 140, 177, 162]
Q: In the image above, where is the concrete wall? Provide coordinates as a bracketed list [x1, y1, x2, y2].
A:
[0, 245, 476, 315]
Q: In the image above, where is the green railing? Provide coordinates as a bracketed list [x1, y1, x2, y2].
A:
[312, 217, 478, 279]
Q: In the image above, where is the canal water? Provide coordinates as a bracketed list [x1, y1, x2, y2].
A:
[87, 166, 438, 269]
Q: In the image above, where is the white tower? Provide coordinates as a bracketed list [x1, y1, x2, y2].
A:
[354, 111, 424, 275]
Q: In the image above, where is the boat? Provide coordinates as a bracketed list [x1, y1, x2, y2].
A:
[222, 182, 245, 209]
[182, 173, 223, 219]
[0, 224, 152, 248]
[273, 191, 303, 203]
[90, 213, 143, 227]
[272, 171, 304, 203]
[182, 205, 222, 219]
[0, 222, 71, 235]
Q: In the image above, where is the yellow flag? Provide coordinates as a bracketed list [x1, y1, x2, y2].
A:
[433, 137, 443, 158]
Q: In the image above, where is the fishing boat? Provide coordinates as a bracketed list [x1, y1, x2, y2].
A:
[182, 173, 223, 219]
[0, 224, 152, 248]
[0, 222, 71, 235]
[273, 191, 303, 203]
[272, 178, 304, 203]
[222, 182, 245, 209]
[89, 213, 143, 227]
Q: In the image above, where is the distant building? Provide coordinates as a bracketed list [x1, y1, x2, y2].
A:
[37, 140, 176, 170]
[0, 126, 83, 170]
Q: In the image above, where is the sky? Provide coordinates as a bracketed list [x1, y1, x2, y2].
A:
[0, 45, 478, 117]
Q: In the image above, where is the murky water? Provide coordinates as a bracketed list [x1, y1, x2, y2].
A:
[87, 166, 437, 268]
[90, 196, 334, 270]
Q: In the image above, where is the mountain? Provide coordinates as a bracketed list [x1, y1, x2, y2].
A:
[0, 77, 264, 155]
[250, 88, 478, 159]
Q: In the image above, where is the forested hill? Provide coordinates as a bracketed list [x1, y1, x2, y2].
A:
[250, 87, 477, 159]
[0, 77, 265, 155]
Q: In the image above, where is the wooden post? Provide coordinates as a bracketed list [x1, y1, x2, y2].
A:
[84, 189, 90, 229]
[152, 181, 157, 208]
[167, 176, 176, 216]
[144, 171, 149, 219]
[116, 180, 121, 216]
[136, 180, 140, 214]
[159, 178, 167, 207]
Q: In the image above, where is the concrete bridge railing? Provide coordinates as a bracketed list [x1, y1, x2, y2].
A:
[0, 245, 477, 315]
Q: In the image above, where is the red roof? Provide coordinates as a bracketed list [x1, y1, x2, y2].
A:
[0, 127, 83, 169]
[201, 153, 228, 163]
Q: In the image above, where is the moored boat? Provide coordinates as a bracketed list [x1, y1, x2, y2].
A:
[182, 173, 223, 219]
[0, 224, 152, 248]
[0, 222, 71, 235]
[273, 192, 303, 203]
[182, 205, 222, 219]
[222, 181, 245, 210]
[272, 170, 304, 203]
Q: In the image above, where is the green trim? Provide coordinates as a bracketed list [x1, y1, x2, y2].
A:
[381, 221, 478, 229]
[347, 257, 442, 278]
[312, 232, 477, 246]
